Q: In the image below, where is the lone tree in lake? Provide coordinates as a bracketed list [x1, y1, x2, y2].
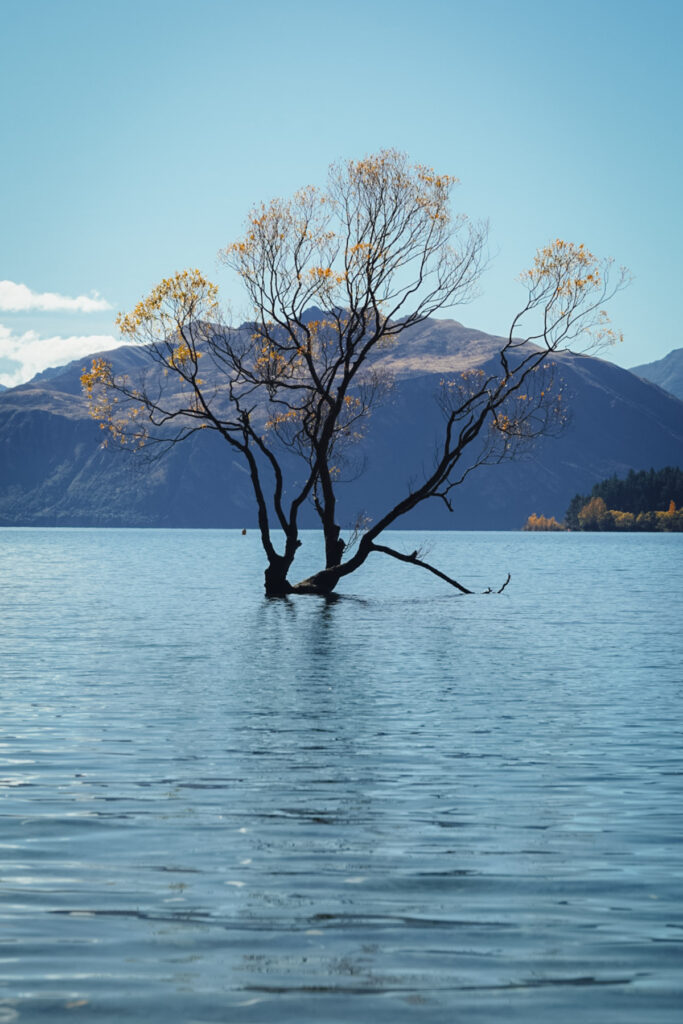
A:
[82, 150, 628, 596]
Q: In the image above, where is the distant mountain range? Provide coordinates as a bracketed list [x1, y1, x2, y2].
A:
[631, 348, 683, 401]
[1, 319, 682, 529]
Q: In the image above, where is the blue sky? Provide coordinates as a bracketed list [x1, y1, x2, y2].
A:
[1, 0, 681, 386]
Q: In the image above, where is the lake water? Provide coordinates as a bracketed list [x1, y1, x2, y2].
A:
[1, 528, 682, 1022]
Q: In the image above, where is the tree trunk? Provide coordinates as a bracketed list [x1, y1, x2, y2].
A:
[264, 555, 294, 597]
[291, 566, 343, 595]
[324, 523, 345, 570]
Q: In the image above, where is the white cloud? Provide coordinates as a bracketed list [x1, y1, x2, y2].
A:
[0, 280, 112, 313]
[0, 324, 120, 388]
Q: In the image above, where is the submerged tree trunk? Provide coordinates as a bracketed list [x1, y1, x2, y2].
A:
[291, 567, 342, 596]
[264, 555, 294, 597]
[262, 528, 303, 597]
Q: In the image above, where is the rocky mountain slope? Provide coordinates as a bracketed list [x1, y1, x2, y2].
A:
[631, 348, 683, 401]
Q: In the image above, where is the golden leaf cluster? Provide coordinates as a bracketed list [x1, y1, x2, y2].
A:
[116, 269, 219, 338]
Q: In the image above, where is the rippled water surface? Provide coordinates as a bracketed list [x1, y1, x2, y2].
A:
[1, 528, 682, 1022]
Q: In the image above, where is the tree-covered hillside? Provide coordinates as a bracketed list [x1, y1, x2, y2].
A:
[566, 467, 683, 531]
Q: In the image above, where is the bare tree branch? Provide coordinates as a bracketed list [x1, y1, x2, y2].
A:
[371, 543, 473, 594]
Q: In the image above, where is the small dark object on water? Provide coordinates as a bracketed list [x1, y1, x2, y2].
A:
[242, 528, 247, 535]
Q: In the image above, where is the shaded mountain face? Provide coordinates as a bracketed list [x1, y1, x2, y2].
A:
[631, 348, 683, 401]
[1, 320, 682, 529]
